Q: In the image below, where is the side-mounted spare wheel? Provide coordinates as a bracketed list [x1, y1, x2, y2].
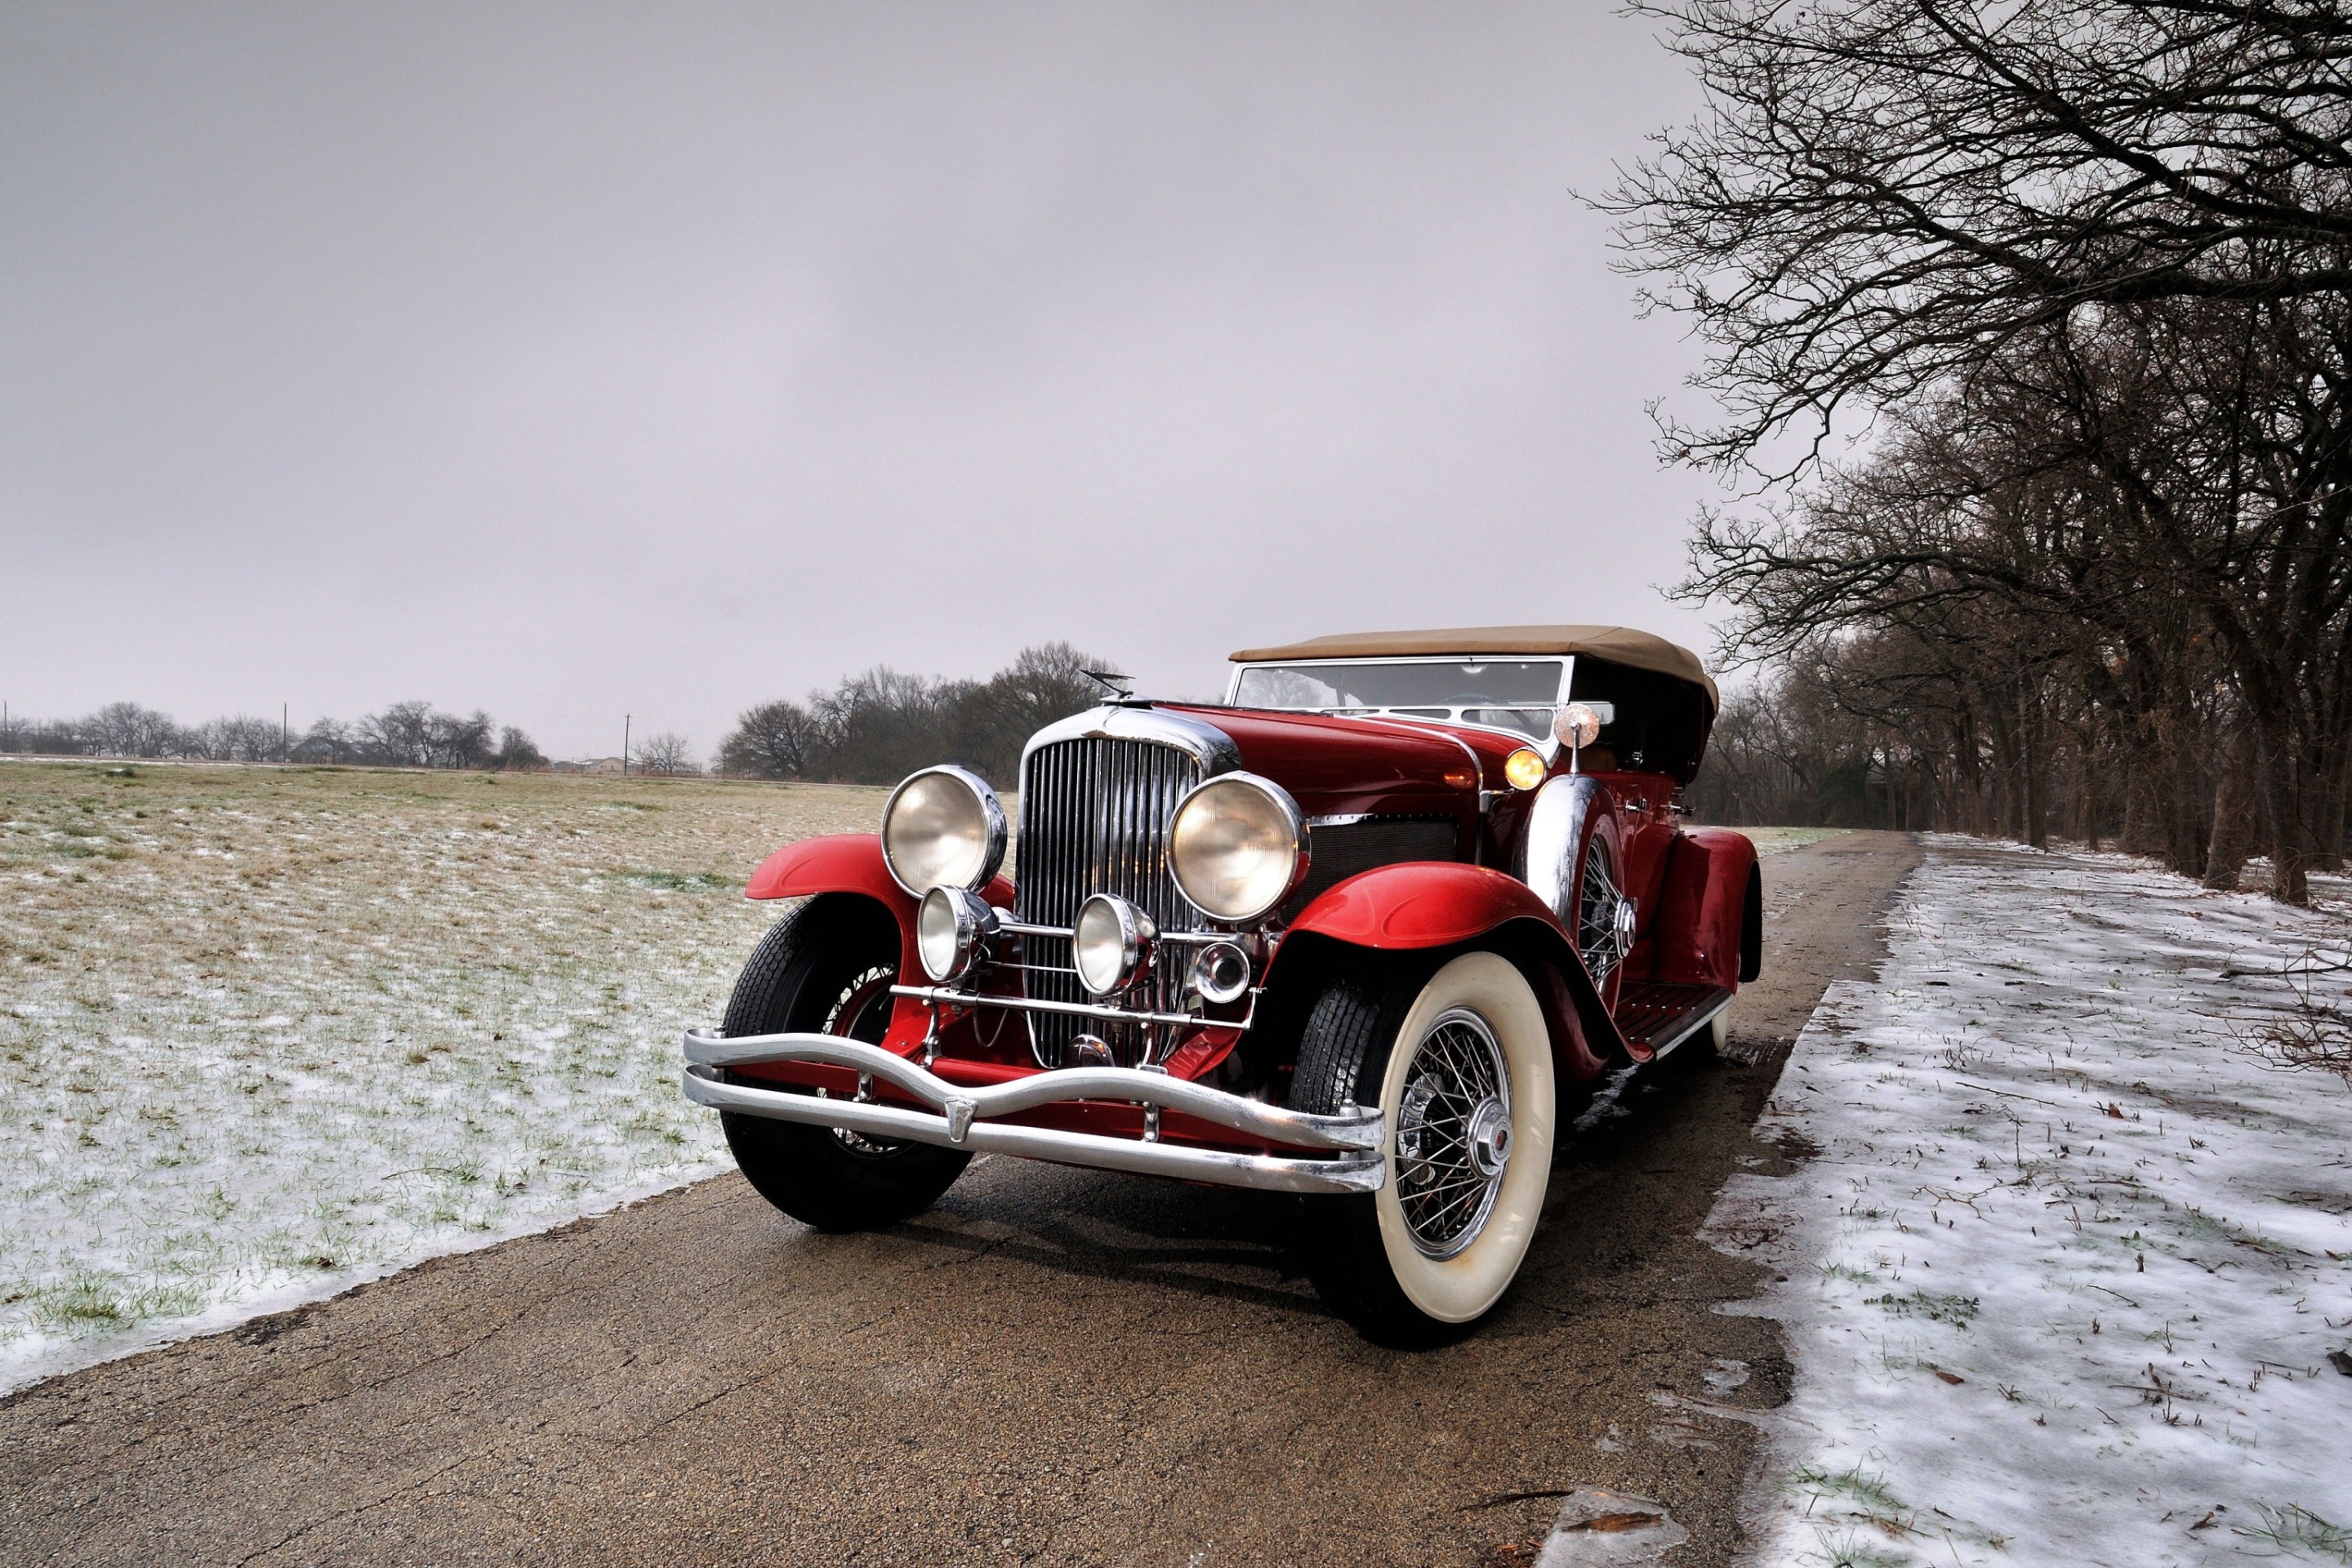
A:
[1289, 951, 1556, 1347]
[718, 893, 971, 1232]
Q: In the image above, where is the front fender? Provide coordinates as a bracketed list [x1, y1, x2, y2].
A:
[743, 832, 1013, 911]
[1282, 862, 1630, 1071]
[740, 834, 1015, 1053]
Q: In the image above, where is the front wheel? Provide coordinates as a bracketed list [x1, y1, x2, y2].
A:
[717, 894, 970, 1232]
[1289, 951, 1556, 1347]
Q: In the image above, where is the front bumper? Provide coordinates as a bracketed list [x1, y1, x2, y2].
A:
[680, 1028, 1386, 1195]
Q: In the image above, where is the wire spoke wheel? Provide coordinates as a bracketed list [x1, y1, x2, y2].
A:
[1290, 951, 1557, 1343]
[1392, 1007, 1512, 1259]
[1576, 835, 1625, 983]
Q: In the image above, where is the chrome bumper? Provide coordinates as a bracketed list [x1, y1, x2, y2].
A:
[680, 1028, 1385, 1195]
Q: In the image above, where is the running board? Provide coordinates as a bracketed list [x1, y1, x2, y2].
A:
[1614, 982, 1735, 1059]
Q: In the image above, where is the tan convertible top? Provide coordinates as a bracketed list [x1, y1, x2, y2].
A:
[1228, 624, 1717, 710]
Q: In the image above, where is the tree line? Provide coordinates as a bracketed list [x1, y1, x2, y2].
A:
[2, 701, 547, 771]
[1610, 0, 2352, 901]
[718, 643, 1116, 786]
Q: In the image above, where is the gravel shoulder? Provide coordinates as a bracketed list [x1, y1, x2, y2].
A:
[0, 831, 1921, 1568]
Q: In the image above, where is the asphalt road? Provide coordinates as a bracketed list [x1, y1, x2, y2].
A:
[1, 831, 1922, 1568]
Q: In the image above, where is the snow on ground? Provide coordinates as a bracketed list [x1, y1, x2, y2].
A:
[0, 761, 882, 1393]
[1706, 837, 2352, 1567]
[1737, 827, 1850, 857]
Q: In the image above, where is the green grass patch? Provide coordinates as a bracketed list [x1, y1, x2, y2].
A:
[1863, 1290, 1980, 1328]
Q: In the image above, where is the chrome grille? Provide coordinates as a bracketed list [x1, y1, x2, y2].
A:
[1015, 737, 1203, 1067]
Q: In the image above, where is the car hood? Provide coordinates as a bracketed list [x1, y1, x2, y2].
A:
[1152, 702, 1521, 820]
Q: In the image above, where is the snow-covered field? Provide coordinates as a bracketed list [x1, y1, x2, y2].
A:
[0, 760, 882, 1393]
[1707, 838, 2352, 1567]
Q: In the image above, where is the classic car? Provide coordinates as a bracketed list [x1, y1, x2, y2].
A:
[680, 626, 1760, 1344]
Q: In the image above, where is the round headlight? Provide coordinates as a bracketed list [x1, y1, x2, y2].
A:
[1073, 893, 1155, 996]
[880, 765, 1007, 895]
[1503, 747, 1548, 791]
[1168, 773, 1307, 924]
[916, 884, 997, 983]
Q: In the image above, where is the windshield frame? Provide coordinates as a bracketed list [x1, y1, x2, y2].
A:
[1223, 654, 1575, 751]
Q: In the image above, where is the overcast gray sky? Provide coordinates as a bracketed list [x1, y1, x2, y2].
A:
[2, 2, 1717, 760]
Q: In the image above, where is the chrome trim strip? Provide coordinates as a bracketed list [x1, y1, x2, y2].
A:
[999, 918, 1232, 948]
[889, 982, 1241, 1031]
[1018, 706, 1241, 778]
[1647, 991, 1734, 1060]
[684, 1029, 1380, 1150]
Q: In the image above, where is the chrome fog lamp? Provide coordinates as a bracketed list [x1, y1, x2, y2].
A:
[1191, 940, 1252, 1005]
[880, 765, 1008, 895]
[1072, 893, 1156, 996]
[916, 884, 998, 983]
[1168, 773, 1307, 924]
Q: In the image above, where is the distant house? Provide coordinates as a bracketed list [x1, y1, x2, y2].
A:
[581, 756, 627, 775]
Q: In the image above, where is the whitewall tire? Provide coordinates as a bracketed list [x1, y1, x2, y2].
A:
[1290, 951, 1556, 1345]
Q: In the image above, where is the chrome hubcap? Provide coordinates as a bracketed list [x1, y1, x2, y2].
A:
[1392, 1006, 1511, 1259]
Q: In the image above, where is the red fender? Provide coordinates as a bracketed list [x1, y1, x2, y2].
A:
[1649, 829, 1757, 991]
[1280, 862, 1628, 1076]
[741, 833, 1015, 1050]
[745, 833, 1014, 911]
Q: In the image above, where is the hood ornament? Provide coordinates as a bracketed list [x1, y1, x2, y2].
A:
[1082, 669, 1136, 700]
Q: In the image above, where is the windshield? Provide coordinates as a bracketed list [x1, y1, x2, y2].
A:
[1229, 658, 1570, 741]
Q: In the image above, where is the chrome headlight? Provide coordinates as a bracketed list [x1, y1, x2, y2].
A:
[1073, 893, 1156, 996]
[880, 765, 1007, 895]
[1169, 773, 1307, 924]
[916, 885, 997, 983]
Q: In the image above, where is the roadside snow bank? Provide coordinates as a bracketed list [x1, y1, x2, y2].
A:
[1707, 838, 2352, 1568]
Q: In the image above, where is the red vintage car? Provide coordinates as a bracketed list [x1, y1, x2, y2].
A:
[682, 626, 1759, 1344]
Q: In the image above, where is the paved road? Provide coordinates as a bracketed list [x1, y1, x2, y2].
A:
[1, 833, 1922, 1568]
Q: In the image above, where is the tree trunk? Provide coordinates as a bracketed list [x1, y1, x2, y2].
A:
[2203, 728, 2256, 891]
[2020, 684, 2050, 850]
[2254, 721, 2312, 905]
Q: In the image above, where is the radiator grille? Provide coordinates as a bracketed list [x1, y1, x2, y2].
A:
[1015, 737, 1204, 1067]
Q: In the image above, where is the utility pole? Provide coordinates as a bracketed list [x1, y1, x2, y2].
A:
[282, 702, 288, 758]
[622, 715, 631, 775]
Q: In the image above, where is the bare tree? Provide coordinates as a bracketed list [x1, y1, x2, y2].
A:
[491, 726, 546, 771]
[718, 700, 824, 779]
[1610, 0, 2352, 898]
[86, 702, 183, 758]
[717, 644, 1120, 786]
[633, 732, 697, 776]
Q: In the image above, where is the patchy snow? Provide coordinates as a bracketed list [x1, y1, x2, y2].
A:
[1737, 827, 1851, 858]
[1706, 838, 2352, 1567]
[0, 761, 883, 1393]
